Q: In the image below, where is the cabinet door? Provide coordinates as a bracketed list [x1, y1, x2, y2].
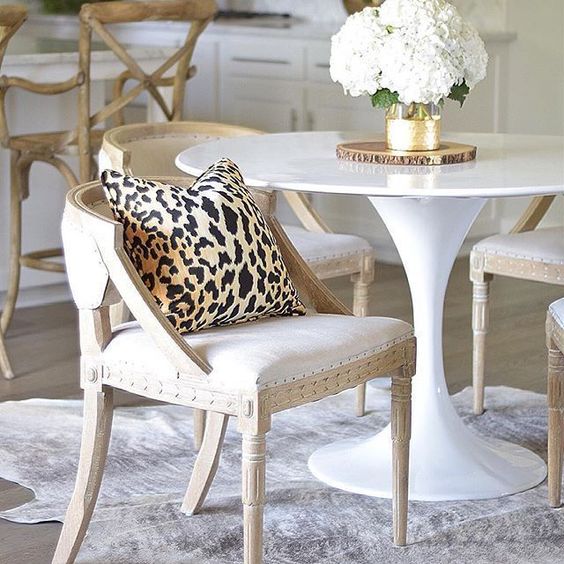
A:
[305, 83, 384, 131]
[220, 77, 304, 133]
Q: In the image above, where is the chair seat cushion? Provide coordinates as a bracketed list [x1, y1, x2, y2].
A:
[283, 225, 372, 264]
[103, 314, 413, 393]
[101, 160, 305, 334]
[474, 227, 564, 264]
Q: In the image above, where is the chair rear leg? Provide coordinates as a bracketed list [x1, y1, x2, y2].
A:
[52, 387, 113, 564]
[391, 370, 412, 546]
[352, 255, 375, 417]
[548, 345, 564, 508]
[242, 433, 266, 564]
[181, 412, 229, 515]
[193, 409, 206, 450]
[472, 278, 491, 415]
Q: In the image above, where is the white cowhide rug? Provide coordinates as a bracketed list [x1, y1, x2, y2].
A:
[0, 386, 562, 563]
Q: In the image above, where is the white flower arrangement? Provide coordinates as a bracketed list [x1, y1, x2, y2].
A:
[330, 0, 488, 108]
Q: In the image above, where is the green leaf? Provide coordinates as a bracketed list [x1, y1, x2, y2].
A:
[371, 89, 400, 109]
[448, 81, 470, 107]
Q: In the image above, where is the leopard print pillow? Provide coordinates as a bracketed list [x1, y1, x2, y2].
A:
[101, 159, 306, 334]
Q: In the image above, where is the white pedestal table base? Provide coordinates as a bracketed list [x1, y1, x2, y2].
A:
[309, 197, 547, 501]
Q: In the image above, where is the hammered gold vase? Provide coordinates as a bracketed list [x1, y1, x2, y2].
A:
[385, 102, 441, 152]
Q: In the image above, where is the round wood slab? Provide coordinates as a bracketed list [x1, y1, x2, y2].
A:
[336, 140, 477, 166]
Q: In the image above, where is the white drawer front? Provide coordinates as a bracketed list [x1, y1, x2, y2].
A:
[307, 41, 332, 83]
[220, 39, 305, 80]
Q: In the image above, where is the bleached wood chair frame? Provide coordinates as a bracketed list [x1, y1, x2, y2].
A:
[53, 177, 415, 564]
[546, 305, 564, 508]
[470, 195, 561, 414]
[0, 4, 28, 378]
[101, 120, 376, 419]
[0, 0, 216, 356]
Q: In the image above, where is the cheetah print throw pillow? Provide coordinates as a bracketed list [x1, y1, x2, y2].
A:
[101, 159, 306, 334]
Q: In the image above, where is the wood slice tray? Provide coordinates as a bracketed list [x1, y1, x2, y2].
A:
[336, 141, 477, 166]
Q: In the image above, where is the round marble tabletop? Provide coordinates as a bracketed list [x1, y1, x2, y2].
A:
[176, 131, 564, 198]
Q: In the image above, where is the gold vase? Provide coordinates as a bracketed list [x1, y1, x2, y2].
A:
[385, 102, 441, 152]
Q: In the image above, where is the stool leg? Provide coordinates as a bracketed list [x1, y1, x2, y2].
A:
[1, 151, 25, 335]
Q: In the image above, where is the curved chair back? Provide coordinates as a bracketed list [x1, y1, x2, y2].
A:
[101, 121, 261, 177]
[510, 195, 557, 234]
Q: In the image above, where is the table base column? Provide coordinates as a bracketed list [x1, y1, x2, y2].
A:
[309, 196, 546, 501]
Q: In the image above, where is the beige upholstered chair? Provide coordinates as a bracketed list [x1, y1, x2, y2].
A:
[546, 298, 564, 509]
[470, 196, 564, 414]
[100, 120, 376, 419]
[0, 1, 216, 359]
[53, 177, 415, 563]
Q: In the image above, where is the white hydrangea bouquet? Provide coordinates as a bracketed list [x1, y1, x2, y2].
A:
[330, 0, 488, 152]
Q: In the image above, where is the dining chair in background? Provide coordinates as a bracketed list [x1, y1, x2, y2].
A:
[100, 120, 377, 425]
[52, 176, 415, 563]
[470, 196, 564, 414]
[0, 0, 216, 377]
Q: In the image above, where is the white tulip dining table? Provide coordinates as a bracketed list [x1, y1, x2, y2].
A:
[176, 131, 564, 501]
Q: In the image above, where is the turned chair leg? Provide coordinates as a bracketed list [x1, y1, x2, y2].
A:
[0, 334, 13, 379]
[242, 433, 267, 564]
[472, 277, 491, 415]
[1, 151, 26, 336]
[193, 409, 206, 450]
[181, 412, 229, 515]
[548, 345, 564, 508]
[391, 371, 412, 546]
[352, 254, 375, 417]
[52, 387, 113, 564]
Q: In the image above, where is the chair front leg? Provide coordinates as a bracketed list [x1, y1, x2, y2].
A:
[182, 412, 229, 515]
[472, 276, 492, 415]
[391, 370, 412, 546]
[52, 387, 113, 564]
[548, 344, 564, 508]
[242, 433, 267, 564]
[193, 408, 206, 450]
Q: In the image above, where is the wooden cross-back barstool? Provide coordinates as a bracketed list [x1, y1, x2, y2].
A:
[0, 4, 28, 379]
[0, 1, 216, 374]
[53, 176, 415, 563]
[470, 195, 564, 414]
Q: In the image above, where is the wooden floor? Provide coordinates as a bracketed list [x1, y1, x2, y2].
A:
[0, 259, 562, 563]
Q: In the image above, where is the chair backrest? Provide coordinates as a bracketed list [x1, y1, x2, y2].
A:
[78, 0, 217, 182]
[100, 121, 262, 176]
[510, 195, 557, 233]
[0, 5, 26, 147]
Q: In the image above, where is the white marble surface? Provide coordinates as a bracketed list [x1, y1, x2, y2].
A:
[176, 132, 564, 198]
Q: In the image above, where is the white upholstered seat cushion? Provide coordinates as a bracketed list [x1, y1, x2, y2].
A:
[103, 314, 412, 393]
[283, 224, 372, 264]
[474, 227, 564, 264]
[549, 297, 564, 330]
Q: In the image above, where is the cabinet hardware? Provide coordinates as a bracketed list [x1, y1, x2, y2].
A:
[307, 111, 315, 130]
[291, 108, 298, 131]
[315, 63, 330, 69]
[232, 57, 290, 65]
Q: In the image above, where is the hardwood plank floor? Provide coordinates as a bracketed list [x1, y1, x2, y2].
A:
[0, 259, 562, 563]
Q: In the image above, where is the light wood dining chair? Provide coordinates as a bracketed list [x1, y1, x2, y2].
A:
[0, 4, 28, 378]
[53, 176, 415, 564]
[0, 1, 216, 357]
[470, 196, 564, 414]
[546, 298, 564, 508]
[100, 120, 376, 420]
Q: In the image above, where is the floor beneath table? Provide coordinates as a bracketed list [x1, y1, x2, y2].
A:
[0, 258, 562, 563]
